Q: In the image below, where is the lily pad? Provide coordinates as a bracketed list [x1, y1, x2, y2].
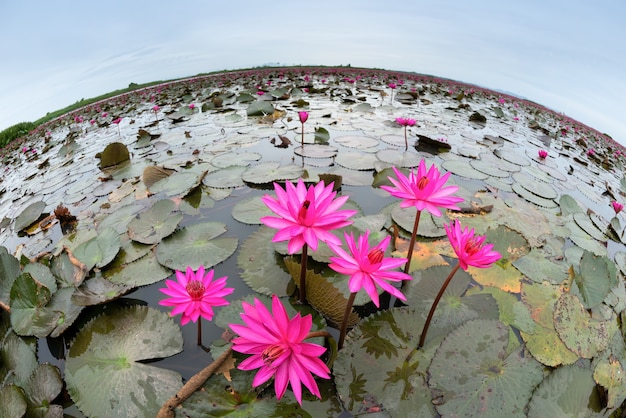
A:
[10, 273, 51, 337]
[231, 196, 274, 224]
[241, 162, 304, 184]
[98, 142, 130, 168]
[15, 201, 46, 232]
[128, 199, 183, 245]
[246, 100, 274, 116]
[24, 363, 64, 416]
[150, 170, 207, 196]
[202, 165, 247, 188]
[335, 152, 378, 171]
[73, 227, 121, 271]
[335, 135, 379, 149]
[334, 307, 437, 417]
[376, 149, 423, 168]
[294, 144, 338, 159]
[428, 319, 543, 418]
[237, 226, 292, 297]
[0, 246, 21, 309]
[105, 251, 172, 288]
[71, 275, 130, 306]
[65, 306, 183, 418]
[553, 293, 610, 358]
[527, 365, 601, 418]
[210, 151, 261, 168]
[155, 221, 237, 271]
[441, 159, 489, 180]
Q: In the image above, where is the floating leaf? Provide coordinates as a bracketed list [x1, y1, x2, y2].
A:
[559, 194, 583, 215]
[527, 366, 600, 418]
[65, 306, 183, 418]
[0, 385, 27, 418]
[202, 166, 247, 188]
[512, 248, 567, 285]
[246, 100, 275, 116]
[241, 162, 304, 184]
[593, 355, 626, 409]
[294, 144, 338, 159]
[429, 320, 543, 418]
[71, 276, 130, 306]
[33, 287, 84, 338]
[210, 152, 261, 168]
[572, 250, 617, 309]
[334, 308, 436, 417]
[0, 247, 21, 309]
[98, 142, 130, 167]
[73, 227, 121, 271]
[553, 293, 610, 358]
[96, 203, 143, 234]
[142, 165, 174, 189]
[520, 324, 578, 367]
[376, 149, 422, 168]
[105, 252, 172, 288]
[15, 201, 46, 232]
[392, 238, 449, 272]
[128, 199, 183, 244]
[237, 226, 292, 297]
[441, 159, 489, 180]
[284, 256, 358, 327]
[10, 273, 51, 337]
[335, 152, 378, 171]
[150, 170, 207, 196]
[25, 363, 64, 416]
[155, 221, 237, 271]
[231, 196, 274, 224]
[0, 328, 38, 388]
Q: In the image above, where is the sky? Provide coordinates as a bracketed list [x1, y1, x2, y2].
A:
[1, 1, 624, 144]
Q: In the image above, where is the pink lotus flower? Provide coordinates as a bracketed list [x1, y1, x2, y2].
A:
[388, 83, 397, 89]
[189, 103, 196, 109]
[444, 220, 501, 270]
[112, 117, 122, 124]
[230, 295, 331, 405]
[538, 150, 548, 159]
[329, 231, 411, 308]
[256, 91, 265, 96]
[152, 105, 160, 112]
[381, 162, 463, 217]
[298, 111, 309, 124]
[612, 201, 624, 214]
[159, 266, 233, 326]
[261, 179, 357, 254]
[395, 117, 416, 127]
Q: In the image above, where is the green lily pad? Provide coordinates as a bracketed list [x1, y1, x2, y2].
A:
[494, 148, 530, 166]
[66, 306, 183, 418]
[10, 273, 51, 337]
[512, 248, 568, 284]
[128, 199, 183, 244]
[429, 319, 543, 418]
[467, 286, 536, 333]
[527, 366, 601, 418]
[241, 162, 304, 184]
[572, 250, 618, 309]
[511, 183, 558, 208]
[0, 246, 21, 309]
[376, 149, 423, 168]
[334, 152, 378, 171]
[469, 158, 510, 178]
[105, 251, 172, 287]
[520, 324, 578, 367]
[33, 287, 84, 338]
[0, 328, 37, 388]
[155, 221, 237, 271]
[237, 226, 292, 297]
[25, 363, 64, 417]
[96, 203, 144, 234]
[391, 203, 447, 238]
[150, 170, 206, 196]
[559, 194, 584, 215]
[23, 262, 58, 294]
[0, 385, 27, 418]
[334, 308, 437, 417]
[98, 142, 130, 168]
[73, 227, 121, 271]
[15, 201, 46, 232]
[246, 100, 274, 116]
[441, 159, 489, 180]
[593, 356, 626, 409]
[294, 144, 338, 159]
[232, 196, 274, 224]
[314, 126, 330, 143]
[202, 165, 247, 188]
[71, 275, 130, 306]
[335, 135, 379, 149]
[572, 212, 608, 242]
[553, 293, 610, 358]
[512, 172, 558, 200]
[210, 151, 261, 168]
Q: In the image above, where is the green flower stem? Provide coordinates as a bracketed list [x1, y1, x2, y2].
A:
[299, 244, 308, 303]
[305, 330, 333, 340]
[418, 262, 460, 348]
[404, 126, 408, 151]
[403, 210, 422, 274]
[338, 292, 356, 350]
[301, 122, 305, 147]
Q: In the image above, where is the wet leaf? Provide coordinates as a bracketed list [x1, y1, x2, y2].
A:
[128, 199, 183, 244]
[572, 250, 618, 309]
[71, 275, 130, 306]
[25, 363, 63, 416]
[98, 142, 130, 167]
[0, 246, 21, 309]
[202, 165, 247, 188]
[241, 162, 304, 184]
[527, 366, 600, 417]
[10, 273, 51, 337]
[237, 226, 292, 297]
[246, 100, 274, 116]
[15, 201, 46, 232]
[155, 221, 237, 271]
[0, 385, 27, 418]
[0, 329, 37, 388]
[334, 308, 436, 417]
[553, 293, 610, 358]
[73, 227, 121, 271]
[429, 320, 543, 418]
[231, 196, 274, 224]
[66, 306, 183, 418]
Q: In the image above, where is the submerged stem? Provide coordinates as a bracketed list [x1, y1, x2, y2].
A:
[299, 244, 308, 303]
[419, 263, 461, 348]
[338, 292, 357, 350]
[403, 210, 421, 274]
